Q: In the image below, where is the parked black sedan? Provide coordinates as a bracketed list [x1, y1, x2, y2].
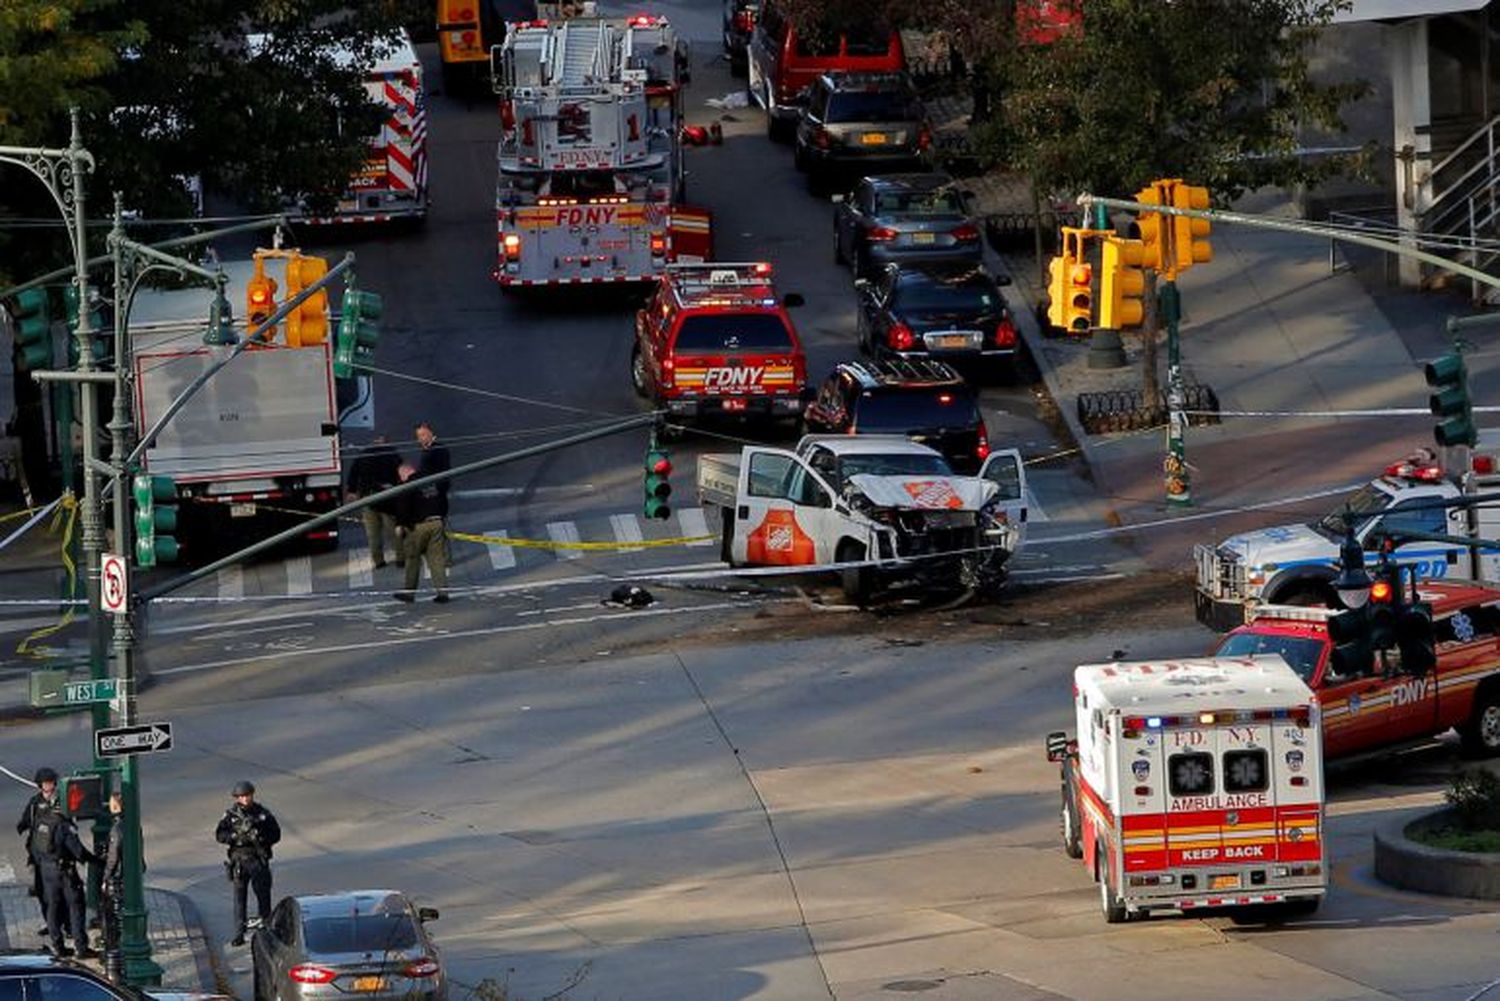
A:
[833, 173, 981, 277]
[855, 262, 1017, 381]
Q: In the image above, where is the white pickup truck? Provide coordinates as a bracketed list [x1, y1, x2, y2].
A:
[696, 434, 1027, 603]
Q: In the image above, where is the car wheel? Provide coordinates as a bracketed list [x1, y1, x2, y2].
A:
[1098, 857, 1127, 924]
[1060, 761, 1083, 859]
[630, 343, 650, 399]
[836, 539, 873, 607]
[1462, 683, 1500, 757]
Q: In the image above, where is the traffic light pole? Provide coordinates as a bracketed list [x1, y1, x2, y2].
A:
[1161, 281, 1189, 505]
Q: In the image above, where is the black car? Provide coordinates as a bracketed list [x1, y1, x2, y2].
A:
[793, 72, 931, 192]
[855, 263, 1018, 382]
[722, 0, 759, 76]
[0, 954, 227, 1001]
[802, 358, 990, 473]
[833, 173, 982, 277]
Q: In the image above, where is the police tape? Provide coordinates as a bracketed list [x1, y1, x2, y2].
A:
[449, 529, 716, 551]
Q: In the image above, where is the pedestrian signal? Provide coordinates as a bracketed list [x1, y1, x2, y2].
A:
[61, 773, 106, 820]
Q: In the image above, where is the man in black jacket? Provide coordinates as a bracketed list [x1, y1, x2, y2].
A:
[347, 434, 403, 568]
[395, 422, 453, 603]
[215, 780, 281, 947]
[19, 768, 99, 957]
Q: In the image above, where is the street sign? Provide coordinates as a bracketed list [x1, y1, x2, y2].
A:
[63, 679, 119, 705]
[101, 552, 128, 614]
[94, 722, 173, 758]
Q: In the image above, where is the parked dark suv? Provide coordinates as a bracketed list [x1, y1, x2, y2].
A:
[802, 358, 990, 473]
[794, 72, 930, 191]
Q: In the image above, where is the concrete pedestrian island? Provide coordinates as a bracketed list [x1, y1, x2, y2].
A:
[1374, 809, 1500, 898]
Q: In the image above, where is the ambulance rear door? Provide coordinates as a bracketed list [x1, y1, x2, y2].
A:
[1113, 716, 1167, 877]
[1214, 720, 1277, 869]
[1269, 711, 1323, 866]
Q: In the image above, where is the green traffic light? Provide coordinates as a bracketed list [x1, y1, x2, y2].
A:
[1426, 352, 1476, 448]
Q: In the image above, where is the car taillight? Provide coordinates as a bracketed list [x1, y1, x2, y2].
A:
[404, 958, 441, 979]
[888, 323, 915, 351]
[460, 30, 477, 47]
[811, 127, 833, 149]
[503, 234, 521, 260]
[951, 223, 980, 242]
[289, 966, 338, 985]
[661, 355, 675, 388]
[994, 316, 1017, 348]
[867, 226, 899, 243]
[456, 5, 476, 21]
[977, 422, 990, 462]
[917, 125, 932, 151]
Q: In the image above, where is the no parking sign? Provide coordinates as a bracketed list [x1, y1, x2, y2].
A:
[101, 552, 128, 615]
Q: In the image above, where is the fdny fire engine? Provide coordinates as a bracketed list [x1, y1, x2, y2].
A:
[1047, 656, 1327, 923]
[490, 14, 712, 286]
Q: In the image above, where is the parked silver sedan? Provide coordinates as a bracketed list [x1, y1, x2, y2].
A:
[251, 891, 446, 1001]
[833, 173, 982, 278]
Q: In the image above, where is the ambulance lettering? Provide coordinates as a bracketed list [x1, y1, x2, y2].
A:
[1225, 845, 1266, 859]
[1389, 676, 1429, 706]
[1183, 848, 1219, 861]
[702, 367, 764, 389]
[1171, 792, 1269, 811]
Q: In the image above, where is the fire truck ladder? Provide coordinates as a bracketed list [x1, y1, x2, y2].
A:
[554, 19, 611, 87]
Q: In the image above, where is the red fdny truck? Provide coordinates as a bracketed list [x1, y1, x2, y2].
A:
[1046, 656, 1327, 923]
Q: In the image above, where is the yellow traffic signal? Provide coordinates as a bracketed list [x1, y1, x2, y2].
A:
[284, 253, 330, 347]
[1099, 236, 1147, 330]
[1171, 183, 1213, 275]
[1133, 183, 1168, 272]
[1045, 252, 1069, 330]
[246, 258, 278, 338]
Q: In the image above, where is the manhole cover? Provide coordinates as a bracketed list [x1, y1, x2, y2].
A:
[883, 981, 943, 993]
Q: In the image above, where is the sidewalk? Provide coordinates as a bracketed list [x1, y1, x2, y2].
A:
[0, 881, 221, 992]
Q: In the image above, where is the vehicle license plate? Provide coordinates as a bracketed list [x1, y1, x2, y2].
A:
[229, 504, 257, 518]
[1209, 874, 1241, 891]
[911, 232, 936, 244]
[351, 977, 386, 992]
[337, 200, 358, 214]
[721, 398, 748, 412]
[931, 334, 969, 349]
[861, 132, 888, 145]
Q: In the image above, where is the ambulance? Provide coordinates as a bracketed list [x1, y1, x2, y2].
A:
[1046, 656, 1327, 923]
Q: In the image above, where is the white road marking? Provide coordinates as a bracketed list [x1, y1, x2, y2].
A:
[451, 485, 593, 499]
[610, 514, 645, 552]
[218, 565, 244, 600]
[348, 549, 374, 589]
[486, 529, 517, 570]
[155, 598, 796, 676]
[286, 556, 313, 595]
[547, 521, 582, 560]
[676, 506, 714, 546]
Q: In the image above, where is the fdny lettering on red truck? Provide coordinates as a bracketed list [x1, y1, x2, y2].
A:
[703, 366, 765, 389]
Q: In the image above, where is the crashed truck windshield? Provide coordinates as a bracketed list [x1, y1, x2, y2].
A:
[1315, 481, 1392, 539]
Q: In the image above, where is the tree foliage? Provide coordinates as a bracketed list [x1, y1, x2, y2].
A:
[775, 0, 1370, 203]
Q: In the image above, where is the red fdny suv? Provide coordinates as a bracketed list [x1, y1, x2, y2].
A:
[1213, 580, 1500, 759]
[631, 262, 809, 429]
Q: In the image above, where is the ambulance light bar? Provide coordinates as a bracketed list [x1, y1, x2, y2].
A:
[1247, 604, 1337, 624]
[1123, 707, 1312, 732]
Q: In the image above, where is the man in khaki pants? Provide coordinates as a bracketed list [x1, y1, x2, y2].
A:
[393, 462, 450, 603]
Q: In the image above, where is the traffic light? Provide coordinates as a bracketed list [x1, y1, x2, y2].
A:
[1327, 605, 1372, 677]
[63, 284, 112, 366]
[11, 288, 53, 370]
[1397, 599, 1437, 674]
[1132, 183, 1168, 272]
[1045, 252, 1068, 331]
[61, 773, 106, 820]
[1170, 183, 1213, 277]
[246, 258, 279, 338]
[132, 473, 180, 568]
[644, 448, 672, 520]
[1367, 564, 1398, 651]
[284, 253, 330, 347]
[1058, 227, 1094, 335]
[334, 289, 384, 379]
[1426, 352, 1477, 448]
[1099, 236, 1147, 330]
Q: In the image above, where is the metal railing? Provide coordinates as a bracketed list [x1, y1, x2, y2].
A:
[1415, 116, 1500, 300]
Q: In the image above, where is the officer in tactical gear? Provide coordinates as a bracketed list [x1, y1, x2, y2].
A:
[18, 768, 99, 957]
[16, 767, 57, 933]
[215, 780, 280, 947]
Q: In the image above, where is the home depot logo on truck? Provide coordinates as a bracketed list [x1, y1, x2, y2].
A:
[1046, 656, 1326, 923]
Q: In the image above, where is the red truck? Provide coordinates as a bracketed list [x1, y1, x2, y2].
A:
[1213, 580, 1500, 759]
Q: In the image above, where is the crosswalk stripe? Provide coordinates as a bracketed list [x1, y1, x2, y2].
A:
[610, 514, 644, 552]
[286, 557, 313, 595]
[546, 521, 582, 560]
[218, 565, 244, 600]
[348, 549, 374, 589]
[486, 529, 516, 570]
[676, 507, 713, 547]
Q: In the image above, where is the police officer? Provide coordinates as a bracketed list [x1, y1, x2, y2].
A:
[18, 768, 97, 957]
[101, 793, 125, 981]
[215, 780, 280, 947]
[16, 767, 57, 935]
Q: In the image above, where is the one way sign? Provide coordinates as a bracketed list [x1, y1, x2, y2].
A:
[94, 722, 173, 759]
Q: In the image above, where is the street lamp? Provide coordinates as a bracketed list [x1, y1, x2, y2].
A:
[1334, 525, 1372, 609]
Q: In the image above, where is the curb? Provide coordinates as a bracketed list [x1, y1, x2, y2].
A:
[1373, 807, 1500, 899]
[172, 889, 229, 995]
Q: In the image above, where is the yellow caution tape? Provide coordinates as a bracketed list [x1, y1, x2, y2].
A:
[0, 503, 51, 524]
[18, 495, 79, 658]
[450, 529, 715, 551]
